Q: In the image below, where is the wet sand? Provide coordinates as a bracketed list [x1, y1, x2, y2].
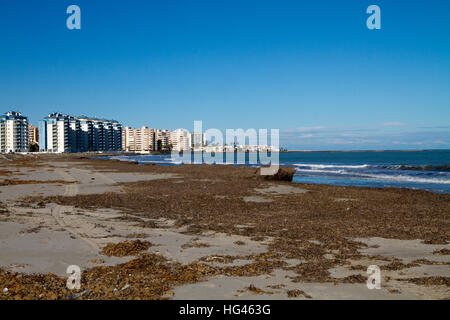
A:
[0, 153, 448, 300]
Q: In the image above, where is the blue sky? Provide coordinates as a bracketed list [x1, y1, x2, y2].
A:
[0, 0, 449, 150]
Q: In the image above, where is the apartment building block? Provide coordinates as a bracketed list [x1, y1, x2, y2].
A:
[40, 113, 122, 153]
[28, 125, 39, 146]
[0, 111, 29, 153]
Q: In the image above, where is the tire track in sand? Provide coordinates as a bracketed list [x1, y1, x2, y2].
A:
[53, 169, 99, 253]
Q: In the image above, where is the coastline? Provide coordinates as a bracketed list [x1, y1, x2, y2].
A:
[0, 153, 448, 300]
[105, 151, 450, 194]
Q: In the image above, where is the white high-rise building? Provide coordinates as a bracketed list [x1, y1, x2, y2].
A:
[122, 126, 155, 152]
[155, 129, 170, 151]
[0, 111, 29, 153]
[170, 129, 191, 151]
[40, 113, 122, 153]
[79, 117, 122, 152]
[122, 127, 205, 152]
[78, 118, 92, 152]
[39, 113, 72, 153]
[78, 117, 113, 152]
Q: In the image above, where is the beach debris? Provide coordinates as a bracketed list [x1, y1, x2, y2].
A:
[248, 284, 259, 291]
[121, 284, 130, 291]
[267, 284, 285, 289]
[388, 288, 401, 294]
[399, 277, 450, 287]
[181, 242, 211, 249]
[67, 289, 90, 300]
[433, 248, 450, 255]
[0, 179, 77, 186]
[101, 240, 152, 257]
[124, 233, 149, 239]
[3, 288, 8, 294]
[166, 290, 174, 296]
[90, 259, 105, 265]
[235, 284, 274, 296]
[340, 274, 367, 284]
[286, 289, 312, 299]
[199, 255, 239, 264]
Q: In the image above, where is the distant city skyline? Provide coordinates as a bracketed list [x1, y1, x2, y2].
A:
[1, 0, 449, 150]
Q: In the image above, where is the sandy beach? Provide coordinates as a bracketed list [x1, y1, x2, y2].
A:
[0, 153, 448, 300]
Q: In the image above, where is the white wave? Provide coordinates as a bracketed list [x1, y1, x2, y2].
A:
[108, 156, 131, 161]
[353, 173, 450, 184]
[295, 168, 348, 175]
[295, 168, 450, 184]
[293, 163, 370, 169]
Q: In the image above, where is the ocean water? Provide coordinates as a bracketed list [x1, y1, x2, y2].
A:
[107, 150, 450, 194]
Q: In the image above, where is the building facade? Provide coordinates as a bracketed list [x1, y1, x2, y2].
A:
[122, 126, 156, 152]
[40, 113, 122, 153]
[78, 116, 122, 152]
[122, 127, 208, 152]
[170, 129, 192, 151]
[156, 129, 171, 151]
[28, 125, 39, 146]
[0, 111, 29, 153]
[122, 127, 176, 152]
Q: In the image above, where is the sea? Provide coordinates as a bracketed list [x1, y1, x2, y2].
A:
[106, 150, 450, 194]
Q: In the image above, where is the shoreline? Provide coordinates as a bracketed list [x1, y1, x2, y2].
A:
[103, 152, 450, 195]
[0, 153, 448, 300]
